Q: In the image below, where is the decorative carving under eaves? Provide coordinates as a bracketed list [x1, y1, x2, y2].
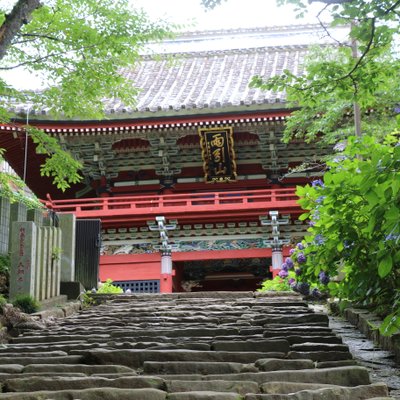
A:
[149, 134, 182, 178]
[254, 128, 288, 177]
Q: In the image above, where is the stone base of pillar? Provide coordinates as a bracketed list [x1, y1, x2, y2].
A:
[270, 266, 280, 278]
[160, 273, 173, 293]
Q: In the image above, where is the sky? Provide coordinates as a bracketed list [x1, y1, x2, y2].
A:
[133, 0, 325, 30]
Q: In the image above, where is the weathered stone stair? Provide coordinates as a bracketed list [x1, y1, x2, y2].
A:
[0, 291, 392, 399]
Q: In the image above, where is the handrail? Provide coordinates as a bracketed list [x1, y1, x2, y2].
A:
[44, 188, 300, 219]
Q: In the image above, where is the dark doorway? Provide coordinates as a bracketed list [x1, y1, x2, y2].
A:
[177, 258, 271, 292]
[75, 219, 101, 290]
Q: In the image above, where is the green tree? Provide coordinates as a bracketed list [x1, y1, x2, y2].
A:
[0, 0, 173, 197]
[203, 0, 400, 144]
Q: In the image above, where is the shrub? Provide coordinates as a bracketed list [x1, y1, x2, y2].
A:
[258, 276, 292, 292]
[12, 294, 40, 314]
[295, 133, 400, 334]
[0, 255, 10, 275]
[0, 295, 7, 309]
[97, 279, 123, 294]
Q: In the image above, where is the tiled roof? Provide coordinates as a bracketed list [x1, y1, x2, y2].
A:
[8, 25, 343, 119]
[106, 45, 306, 114]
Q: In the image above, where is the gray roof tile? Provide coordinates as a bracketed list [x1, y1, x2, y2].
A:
[107, 45, 307, 115]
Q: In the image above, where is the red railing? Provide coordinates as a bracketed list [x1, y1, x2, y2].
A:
[45, 188, 301, 222]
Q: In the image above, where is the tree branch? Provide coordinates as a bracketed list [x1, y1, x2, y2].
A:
[0, 0, 42, 61]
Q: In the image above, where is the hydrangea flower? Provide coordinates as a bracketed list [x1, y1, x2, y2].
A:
[296, 243, 304, 250]
[319, 271, 330, 285]
[297, 253, 306, 264]
[311, 287, 321, 298]
[296, 282, 310, 296]
[311, 179, 324, 188]
[278, 269, 288, 278]
[281, 263, 289, 272]
[314, 234, 325, 245]
[333, 142, 346, 152]
[385, 234, 400, 242]
[289, 248, 296, 255]
[288, 278, 296, 285]
[295, 268, 302, 276]
[285, 257, 294, 269]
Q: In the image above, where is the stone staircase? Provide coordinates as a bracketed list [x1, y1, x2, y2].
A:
[0, 291, 392, 399]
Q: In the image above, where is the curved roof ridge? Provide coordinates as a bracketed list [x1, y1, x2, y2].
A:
[142, 44, 312, 60]
[175, 24, 327, 37]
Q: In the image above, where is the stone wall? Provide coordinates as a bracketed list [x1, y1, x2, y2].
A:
[0, 196, 76, 301]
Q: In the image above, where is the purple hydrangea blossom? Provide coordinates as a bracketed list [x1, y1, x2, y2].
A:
[297, 253, 306, 264]
[319, 271, 330, 285]
[296, 243, 304, 250]
[281, 263, 289, 272]
[296, 282, 310, 296]
[289, 248, 296, 255]
[295, 268, 302, 276]
[278, 269, 288, 278]
[311, 287, 321, 298]
[314, 234, 325, 245]
[333, 142, 346, 152]
[311, 179, 324, 188]
[385, 234, 400, 242]
[285, 257, 294, 269]
[288, 278, 296, 285]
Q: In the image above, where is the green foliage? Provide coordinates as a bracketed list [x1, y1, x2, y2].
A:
[80, 292, 95, 309]
[97, 279, 123, 294]
[12, 294, 40, 314]
[0, 0, 174, 196]
[251, 0, 400, 144]
[26, 126, 82, 192]
[0, 150, 43, 208]
[200, 0, 227, 9]
[258, 276, 292, 292]
[1, 0, 174, 119]
[0, 294, 7, 308]
[0, 255, 10, 275]
[295, 133, 400, 333]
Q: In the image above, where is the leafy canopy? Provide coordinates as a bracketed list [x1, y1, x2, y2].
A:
[203, 0, 400, 144]
[254, 0, 400, 144]
[0, 0, 173, 196]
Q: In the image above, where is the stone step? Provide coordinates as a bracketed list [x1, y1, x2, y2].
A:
[165, 379, 259, 395]
[288, 351, 353, 362]
[160, 366, 370, 386]
[0, 388, 168, 399]
[246, 382, 389, 399]
[81, 349, 287, 368]
[22, 363, 135, 374]
[0, 355, 83, 366]
[0, 291, 388, 399]
[210, 339, 290, 353]
[3, 375, 165, 392]
[10, 334, 110, 344]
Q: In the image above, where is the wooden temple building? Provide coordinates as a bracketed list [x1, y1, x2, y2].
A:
[0, 25, 331, 293]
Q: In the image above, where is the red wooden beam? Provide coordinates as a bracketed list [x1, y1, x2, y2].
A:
[46, 188, 302, 224]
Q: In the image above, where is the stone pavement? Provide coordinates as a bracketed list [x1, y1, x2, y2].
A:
[0, 291, 393, 399]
